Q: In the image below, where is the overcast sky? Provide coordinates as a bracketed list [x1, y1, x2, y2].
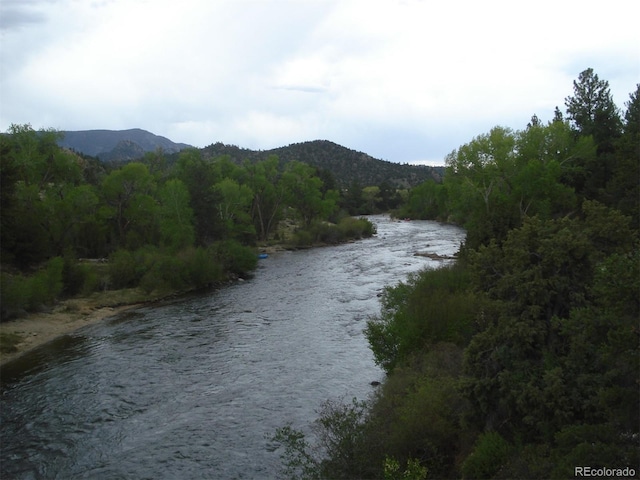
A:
[1, 0, 638, 165]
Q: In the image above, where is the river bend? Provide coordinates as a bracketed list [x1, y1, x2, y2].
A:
[0, 215, 465, 479]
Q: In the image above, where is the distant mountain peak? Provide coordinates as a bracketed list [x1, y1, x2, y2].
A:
[58, 128, 192, 161]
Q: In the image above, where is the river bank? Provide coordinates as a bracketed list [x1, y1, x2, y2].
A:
[0, 292, 150, 367]
[0, 246, 351, 368]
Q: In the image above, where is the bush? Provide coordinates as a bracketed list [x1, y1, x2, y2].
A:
[181, 247, 224, 288]
[338, 217, 376, 239]
[211, 240, 258, 276]
[1, 272, 28, 319]
[292, 229, 314, 247]
[62, 253, 99, 296]
[270, 398, 371, 480]
[0, 257, 64, 319]
[139, 254, 186, 293]
[461, 431, 512, 479]
[108, 249, 143, 288]
[366, 263, 477, 372]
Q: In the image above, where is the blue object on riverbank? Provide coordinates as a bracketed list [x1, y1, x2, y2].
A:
[258, 253, 268, 259]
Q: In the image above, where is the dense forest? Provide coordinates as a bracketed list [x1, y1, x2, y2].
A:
[272, 69, 639, 479]
[0, 132, 382, 321]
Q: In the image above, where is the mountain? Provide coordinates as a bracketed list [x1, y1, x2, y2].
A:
[58, 129, 442, 187]
[202, 140, 443, 188]
[58, 128, 191, 160]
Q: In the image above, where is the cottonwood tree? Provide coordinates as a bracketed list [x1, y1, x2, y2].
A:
[101, 162, 158, 248]
[157, 179, 195, 250]
[245, 156, 286, 241]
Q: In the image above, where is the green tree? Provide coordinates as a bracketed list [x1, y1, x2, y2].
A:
[462, 202, 635, 445]
[212, 177, 255, 241]
[245, 156, 286, 241]
[607, 84, 640, 225]
[565, 68, 622, 153]
[282, 161, 337, 228]
[175, 149, 223, 244]
[101, 162, 158, 248]
[157, 179, 195, 250]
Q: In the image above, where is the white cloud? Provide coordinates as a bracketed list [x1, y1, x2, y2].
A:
[1, 0, 638, 163]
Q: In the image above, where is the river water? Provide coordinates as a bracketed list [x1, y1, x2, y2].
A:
[0, 215, 465, 479]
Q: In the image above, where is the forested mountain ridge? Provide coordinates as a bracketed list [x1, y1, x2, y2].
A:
[59, 130, 442, 188]
[58, 128, 192, 160]
[202, 140, 443, 188]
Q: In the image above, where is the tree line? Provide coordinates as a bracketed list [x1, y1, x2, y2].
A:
[0, 132, 377, 320]
[273, 69, 639, 479]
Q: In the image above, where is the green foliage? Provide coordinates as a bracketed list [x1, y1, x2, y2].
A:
[565, 68, 622, 154]
[383, 457, 428, 480]
[0, 257, 64, 319]
[337, 216, 376, 238]
[395, 179, 447, 220]
[109, 246, 225, 294]
[210, 240, 257, 277]
[365, 344, 468, 478]
[61, 252, 99, 297]
[461, 431, 511, 479]
[271, 425, 320, 480]
[157, 178, 195, 250]
[271, 397, 372, 480]
[108, 248, 147, 289]
[296, 217, 377, 246]
[366, 263, 477, 372]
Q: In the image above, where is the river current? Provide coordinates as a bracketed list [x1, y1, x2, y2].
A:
[0, 215, 465, 479]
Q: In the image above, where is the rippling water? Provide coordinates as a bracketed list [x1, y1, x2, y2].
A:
[0, 215, 465, 479]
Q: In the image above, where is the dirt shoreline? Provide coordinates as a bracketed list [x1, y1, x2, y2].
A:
[0, 298, 143, 368]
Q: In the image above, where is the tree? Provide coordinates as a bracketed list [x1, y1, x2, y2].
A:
[245, 156, 286, 241]
[175, 149, 222, 245]
[282, 161, 337, 228]
[212, 178, 255, 241]
[101, 162, 158, 248]
[157, 179, 195, 250]
[607, 84, 640, 225]
[462, 201, 636, 449]
[565, 68, 622, 153]
[444, 126, 520, 247]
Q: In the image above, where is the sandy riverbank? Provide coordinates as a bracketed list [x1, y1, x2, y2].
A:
[0, 294, 146, 368]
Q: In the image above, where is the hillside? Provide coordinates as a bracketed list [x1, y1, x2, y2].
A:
[58, 128, 191, 160]
[58, 129, 443, 187]
[202, 140, 443, 188]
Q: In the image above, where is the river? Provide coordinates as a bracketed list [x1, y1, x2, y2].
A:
[0, 215, 465, 479]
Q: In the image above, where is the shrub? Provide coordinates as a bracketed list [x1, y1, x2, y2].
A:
[139, 254, 186, 293]
[338, 217, 376, 239]
[25, 256, 64, 309]
[62, 253, 99, 296]
[461, 431, 512, 479]
[366, 263, 476, 372]
[108, 249, 141, 288]
[181, 247, 223, 288]
[211, 240, 257, 277]
[0, 257, 64, 318]
[292, 229, 314, 247]
[0, 272, 29, 319]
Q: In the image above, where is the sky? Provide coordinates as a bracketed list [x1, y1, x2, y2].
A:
[0, 0, 638, 166]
